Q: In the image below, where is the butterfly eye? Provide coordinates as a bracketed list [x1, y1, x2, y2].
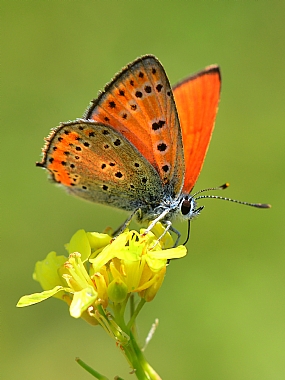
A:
[181, 198, 192, 216]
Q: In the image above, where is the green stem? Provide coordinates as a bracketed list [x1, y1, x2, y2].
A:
[127, 298, 146, 330]
[127, 331, 162, 380]
[113, 302, 128, 332]
[108, 297, 160, 379]
[75, 357, 110, 379]
[111, 302, 159, 379]
[130, 293, 135, 316]
[121, 342, 150, 380]
[130, 293, 138, 338]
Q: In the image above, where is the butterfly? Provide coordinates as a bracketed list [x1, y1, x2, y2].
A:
[37, 55, 270, 244]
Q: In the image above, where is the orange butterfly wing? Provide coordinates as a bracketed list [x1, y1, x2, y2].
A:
[173, 65, 221, 194]
[85, 55, 184, 196]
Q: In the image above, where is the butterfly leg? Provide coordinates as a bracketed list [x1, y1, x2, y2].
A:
[169, 225, 181, 247]
[111, 208, 140, 237]
[150, 220, 173, 248]
[149, 221, 181, 249]
[142, 209, 171, 237]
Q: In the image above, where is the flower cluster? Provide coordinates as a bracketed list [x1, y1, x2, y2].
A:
[17, 223, 186, 328]
[17, 223, 187, 378]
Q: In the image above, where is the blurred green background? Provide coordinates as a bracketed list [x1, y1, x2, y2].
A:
[2, 1, 284, 379]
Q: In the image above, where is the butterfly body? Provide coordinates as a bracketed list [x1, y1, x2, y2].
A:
[37, 55, 222, 238]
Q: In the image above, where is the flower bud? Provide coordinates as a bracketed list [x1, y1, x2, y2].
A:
[107, 277, 128, 303]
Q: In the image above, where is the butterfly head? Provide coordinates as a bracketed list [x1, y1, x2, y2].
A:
[180, 195, 204, 220]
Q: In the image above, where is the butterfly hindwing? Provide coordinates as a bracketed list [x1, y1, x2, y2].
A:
[37, 120, 164, 211]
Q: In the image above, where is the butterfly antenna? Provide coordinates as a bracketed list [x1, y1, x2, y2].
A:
[195, 194, 271, 208]
[192, 182, 230, 197]
[181, 184, 229, 246]
[193, 183, 270, 208]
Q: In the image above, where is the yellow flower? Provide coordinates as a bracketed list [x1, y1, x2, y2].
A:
[17, 224, 187, 327]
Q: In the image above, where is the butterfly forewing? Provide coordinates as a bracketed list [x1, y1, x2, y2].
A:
[86, 55, 184, 197]
[37, 120, 164, 211]
[173, 65, 221, 193]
